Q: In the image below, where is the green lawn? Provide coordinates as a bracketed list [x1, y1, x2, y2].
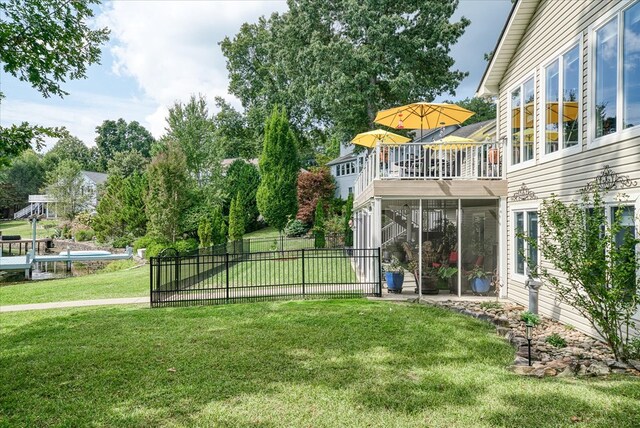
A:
[0, 219, 57, 240]
[1, 300, 638, 427]
[243, 226, 280, 239]
[0, 265, 149, 305]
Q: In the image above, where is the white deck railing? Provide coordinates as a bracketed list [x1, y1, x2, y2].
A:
[354, 141, 503, 195]
[28, 194, 56, 203]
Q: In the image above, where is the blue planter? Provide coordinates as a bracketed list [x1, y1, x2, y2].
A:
[385, 272, 404, 293]
[471, 277, 491, 294]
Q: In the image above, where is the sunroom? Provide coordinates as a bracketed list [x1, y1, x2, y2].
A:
[352, 141, 508, 297]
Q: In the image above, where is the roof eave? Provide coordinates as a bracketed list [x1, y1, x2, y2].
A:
[475, 0, 540, 97]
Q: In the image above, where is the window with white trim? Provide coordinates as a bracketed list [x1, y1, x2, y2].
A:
[514, 210, 538, 276]
[593, 1, 640, 139]
[543, 44, 581, 154]
[509, 77, 535, 165]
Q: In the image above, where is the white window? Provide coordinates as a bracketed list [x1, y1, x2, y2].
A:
[542, 44, 581, 156]
[514, 210, 538, 276]
[591, 1, 640, 142]
[509, 76, 535, 167]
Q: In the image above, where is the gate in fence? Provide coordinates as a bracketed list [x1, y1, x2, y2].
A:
[150, 240, 381, 307]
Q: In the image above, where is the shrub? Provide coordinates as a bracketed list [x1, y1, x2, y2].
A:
[520, 311, 540, 326]
[296, 168, 335, 223]
[480, 302, 502, 310]
[75, 229, 95, 242]
[628, 337, 640, 360]
[133, 235, 157, 252]
[525, 180, 640, 361]
[102, 259, 138, 272]
[284, 219, 308, 237]
[112, 236, 133, 248]
[174, 238, 198, 255]
[545, 333, 567, 348]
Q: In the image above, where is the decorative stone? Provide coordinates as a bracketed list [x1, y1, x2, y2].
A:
[586, 362, 610, 376]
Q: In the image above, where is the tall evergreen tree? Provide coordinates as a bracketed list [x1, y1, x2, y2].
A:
[228, 193, 245, 241]
[256, 106, 300, 232]
[225, 159, 261, 232]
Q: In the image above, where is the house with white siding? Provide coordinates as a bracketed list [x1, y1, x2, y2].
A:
[477, 0, 640, 337]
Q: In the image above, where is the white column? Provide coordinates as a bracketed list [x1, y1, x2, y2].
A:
[418, 199, 423, 301]
[499, 197, 508, 299]
[457, 199, 462, 297]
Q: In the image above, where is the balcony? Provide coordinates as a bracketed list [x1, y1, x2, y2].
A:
[28, 194, 56, 203]
[354, 141, 505, 200]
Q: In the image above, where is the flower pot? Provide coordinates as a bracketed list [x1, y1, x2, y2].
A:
[471, 277, 491, 294]
[385, 272, 404, 293]
[416, 275, 439, 295]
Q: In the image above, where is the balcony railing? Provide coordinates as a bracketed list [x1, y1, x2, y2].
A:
[28, 194, 56, 203]
[354, 141, 503, 195]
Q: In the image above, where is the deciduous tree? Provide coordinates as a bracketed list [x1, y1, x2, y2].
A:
[95, 119, 155, 170]
[145, 141, 190, 242]
[296, 168, 335, 224]
[45, 159, 90, 220]
[221, 0, 469, 143]
[0, 0, 109, 165]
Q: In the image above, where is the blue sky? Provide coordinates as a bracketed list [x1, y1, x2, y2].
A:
[0, 0, 512, 151]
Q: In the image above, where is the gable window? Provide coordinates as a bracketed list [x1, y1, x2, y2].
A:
[592, 1, 640, 140]
[543, 44, 581, 155]
[509, 77, 535, 166]
[514, 210, 538, 276]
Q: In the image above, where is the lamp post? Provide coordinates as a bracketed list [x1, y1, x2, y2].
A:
[526, 323, 534, 366]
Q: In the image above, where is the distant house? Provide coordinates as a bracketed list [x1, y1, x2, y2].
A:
[327, 145, 368, 200]
[14, 171, 108, 219]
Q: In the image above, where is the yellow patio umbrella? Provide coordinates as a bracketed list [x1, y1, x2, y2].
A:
[374, 102, 475, 133]
[350, 129, 411, 148]
[513, 128, 559, 142]
[512, 102, 579, 127]
[423, 135, 480, 150]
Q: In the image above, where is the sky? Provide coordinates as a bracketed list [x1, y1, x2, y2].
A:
[0, 0, 513, 151]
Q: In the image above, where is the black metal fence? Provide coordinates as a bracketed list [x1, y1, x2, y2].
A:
[150, 245, 381, 307]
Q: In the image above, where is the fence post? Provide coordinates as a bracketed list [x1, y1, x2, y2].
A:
[149, 258, 153, 306]
[225, 252, 230, 303]
[377, 247, 382, 297]
[174, 256, 180, 291]
[301, 249, 305, 298]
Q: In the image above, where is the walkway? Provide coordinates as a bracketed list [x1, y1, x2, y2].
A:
[0, 297, 148, 313]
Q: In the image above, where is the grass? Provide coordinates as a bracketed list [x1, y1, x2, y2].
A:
[243, 226, 280, 239]
[0, 219, 57, 240]
[0, 264, 149, 305]
[0, 300, 638, 427]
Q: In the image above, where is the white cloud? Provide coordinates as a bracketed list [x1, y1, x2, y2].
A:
[99, 1, 288, 135]
[1, 92, 155, 150]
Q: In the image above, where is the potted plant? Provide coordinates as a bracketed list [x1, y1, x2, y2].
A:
[384, 257, 404, 293]
[467, 266, 491, 294]
[437, 265, 458, 293]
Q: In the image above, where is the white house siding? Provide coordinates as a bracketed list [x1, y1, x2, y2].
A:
[496, 0, 640, 336]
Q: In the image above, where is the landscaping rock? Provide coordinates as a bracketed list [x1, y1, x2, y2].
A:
[421, 299, 639, 379]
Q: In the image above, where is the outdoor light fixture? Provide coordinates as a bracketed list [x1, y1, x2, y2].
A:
[525, 323, 534, 366]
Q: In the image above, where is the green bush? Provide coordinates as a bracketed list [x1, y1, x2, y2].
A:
[112, 236, 133, 248]
[284, 219, 308, 237]
[102, 259, 138, 272]
[174, 238, 198, 255]
[480, 302, 502, 310]
[145, 242, 168, 258]
[520, 311, 540, 326]
[133, 235, 158, 252]
[75, 229, 95, 242]
[545, 333, 567, 348]
[628, 337, 640, 360]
